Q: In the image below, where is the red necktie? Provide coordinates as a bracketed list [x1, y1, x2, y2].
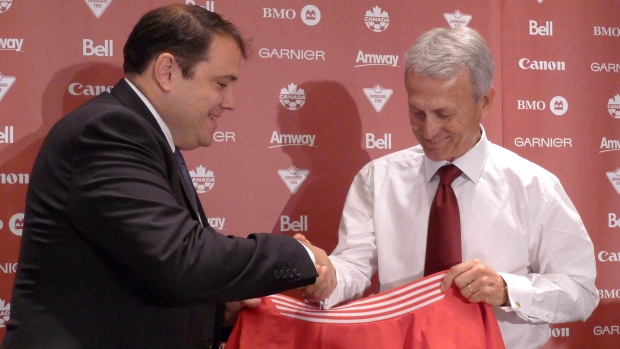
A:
[424, 164, 463, 276]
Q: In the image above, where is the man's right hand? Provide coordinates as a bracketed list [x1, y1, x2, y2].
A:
[293, 233, 337, 302]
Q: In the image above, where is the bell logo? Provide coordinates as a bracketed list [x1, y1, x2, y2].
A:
[0, 126, 14, 144]
[529, 20, 553, 36]
[280, 215, 308, 232]
[610, 213, 620, 228]
[365, 133, 392, 149]
[84, 0, 113, 18]
[186, 1, 214, 12]
[0, 74, 16, 102]
[83, 39, 113, 57]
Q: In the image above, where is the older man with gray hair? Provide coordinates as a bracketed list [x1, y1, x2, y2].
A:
[303, 27, 599, 348]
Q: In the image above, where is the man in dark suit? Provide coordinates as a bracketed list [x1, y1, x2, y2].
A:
[1, 5, 328, 349]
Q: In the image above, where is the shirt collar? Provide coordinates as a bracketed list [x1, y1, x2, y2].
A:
[423, 124, 489, 184]
[124, 78, 175, 152]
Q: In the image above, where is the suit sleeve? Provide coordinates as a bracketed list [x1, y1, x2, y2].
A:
[65, 108, 317, 305]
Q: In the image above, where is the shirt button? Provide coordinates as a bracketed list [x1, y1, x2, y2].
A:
[515, 302, 521, 308]
[204, 338, 213, 348]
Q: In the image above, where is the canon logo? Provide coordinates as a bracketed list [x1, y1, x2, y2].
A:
[519, 58, 565, 70]
[550, 328, 569, 338]
[591, 63, 620, 73]
[0, 173, 29, 184]
[68, 83, 112, 96]
[593, 26, 620, 37]
[599, 289, 620, 299]
[598, 251, 620, 262]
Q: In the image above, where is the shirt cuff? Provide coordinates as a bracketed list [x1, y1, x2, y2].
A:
[298, 240, 316, 264]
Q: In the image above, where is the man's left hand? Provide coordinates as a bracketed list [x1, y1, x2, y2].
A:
[224, 298, 261, 326]
[440, 259, 508, 307]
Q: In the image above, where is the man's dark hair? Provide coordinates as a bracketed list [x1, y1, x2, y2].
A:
[123, 4, 248, 78]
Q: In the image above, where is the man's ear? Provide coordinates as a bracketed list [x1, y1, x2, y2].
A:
[479, 86, 495, 119]
[153, 53, 176, 92]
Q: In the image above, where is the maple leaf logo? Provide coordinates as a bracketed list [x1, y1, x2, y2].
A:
[366, 6, 388, 17]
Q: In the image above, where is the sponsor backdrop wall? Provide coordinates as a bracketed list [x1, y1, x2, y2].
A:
[0, 0, 618, 347]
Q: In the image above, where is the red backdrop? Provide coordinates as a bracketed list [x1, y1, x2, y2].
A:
[1, 1, 619, 347]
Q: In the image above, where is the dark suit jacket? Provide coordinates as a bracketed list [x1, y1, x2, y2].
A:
[1, 79, 317, 349]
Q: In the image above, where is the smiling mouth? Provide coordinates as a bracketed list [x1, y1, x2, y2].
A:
[209, 114, 218, 121]
[426, 136, 449, 144]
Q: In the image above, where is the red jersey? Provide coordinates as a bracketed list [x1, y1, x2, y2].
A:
[225, 272, 506, 349]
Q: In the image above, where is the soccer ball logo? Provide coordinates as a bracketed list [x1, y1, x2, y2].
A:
[189, 165, 215, 193]
[0, 0, 12, 14]
[279, 83, 306, 111]
[364, 6, 390, 33]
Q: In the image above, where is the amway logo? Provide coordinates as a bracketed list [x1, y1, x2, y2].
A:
[519, 58, 565, 70]
[269, 131, 316, 148]
[277, 166, 309, 194]
[0, 74, 16, 102]
[444, 10, 472, 28]
[608, 94, 620, 118]
[364, 6, 389, 32]
[68, 83, 112, 96]
[607, 168, 620, 194]
[207, 217, 225, 230]
[363, 84, 393, 112]
[84, 0, 113, 18]
[189, 166, 215, 194]
[0, 38, 23, 52]
[355, 51, 398, 67]
[600, 137, 620, 153]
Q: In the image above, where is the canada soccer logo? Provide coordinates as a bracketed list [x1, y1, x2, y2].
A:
[189, 165, 215, 193]
[607, 94, 620, 119]
[364, 6, 389, 32]
[279, 83, 306, 111]
[0, 0, 12, 14]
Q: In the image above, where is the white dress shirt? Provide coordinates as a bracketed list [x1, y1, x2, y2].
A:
[323, 126, 599, 349]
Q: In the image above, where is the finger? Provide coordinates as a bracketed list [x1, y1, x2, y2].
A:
[441, 263, 470, 291]
[293, 233, 307, 242]
[241, 298, 261, 308]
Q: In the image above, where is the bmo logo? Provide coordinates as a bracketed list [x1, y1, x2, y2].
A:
[517, 100, 546, 110]
[280, 215, 308, 232]
[610, 213, 620, 228]
[83, 39, 113, 57]
[213, 131, 235, 142]
[263, 5, 320, 26]
[529, 20, 553, 36]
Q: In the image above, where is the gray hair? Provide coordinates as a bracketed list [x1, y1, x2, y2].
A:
[404, 27, 494, 101]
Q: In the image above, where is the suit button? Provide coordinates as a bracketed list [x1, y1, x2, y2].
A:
[286, 269, 294, 278]
[273, 270, 281, 279]
[293, 268, 301, 277]
[204, 338, 213, 348]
